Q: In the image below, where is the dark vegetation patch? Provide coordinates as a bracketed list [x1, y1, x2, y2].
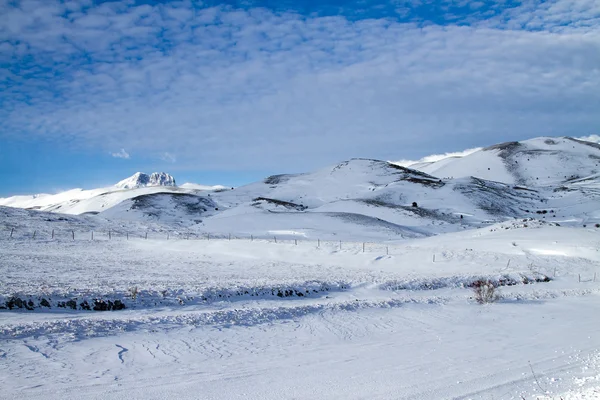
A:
[130, 193, 217, 218]
[553, 186, 576, 192]
[519, 149, 559, 156]
[563, 175, 583, 183]
[2, 296, 127, 311]
[512, 186, 537, 192]
[263, 174, 304, 185]
[384, 162, 445, 187]
[381, 274, 551, 291]
[454, 177, 539, 217]
[483, 141, 522, 153]
[252, 197, 307, 211]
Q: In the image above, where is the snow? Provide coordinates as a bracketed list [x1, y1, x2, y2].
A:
[1, 217, 600, 399]
[0, 174, 209, 215]
[115, 172, 176, 189]
[1, 136, 600, 399]
[2, 137, 600, 239]
[410, 136, 600, 187]
[179, 183, 229, 191]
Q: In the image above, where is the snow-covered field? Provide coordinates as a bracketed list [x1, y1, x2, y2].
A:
[1, 136, 600, 398]
[1, 220, 600, 399]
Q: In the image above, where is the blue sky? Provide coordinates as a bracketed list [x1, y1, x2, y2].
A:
[1, 0, 599, 196]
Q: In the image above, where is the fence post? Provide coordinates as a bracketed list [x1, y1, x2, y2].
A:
[274, 236, 277, 243]
[109, 231, 111, 240]
[10, 228, 14, 239]
[91, 231, 94, 241]
[594, 272, 597, 282]
[72, 231, 75, 240]
[295, 239, 297, 245]
[386, 246, 388, 255]
[145, 232, 148, 240]
[52, 229, 54, 239]
[579, 274, 581, 282]
[167, 233, 169, 240]
[32, 230, 36, 239]
[362, 242, 365, 253]
[127, 232, 129, 241]
[433, 254, 436, 263]
[251, 234, 253, 242]
[340, 240, 342, 250]
[507, 259, 511, 268]
[208, 233, 210, 241]
[318, 239, 320, 248]
[229, 233, 231, 241]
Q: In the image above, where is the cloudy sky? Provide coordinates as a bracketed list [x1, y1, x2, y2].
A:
[1, 0, 599, 195]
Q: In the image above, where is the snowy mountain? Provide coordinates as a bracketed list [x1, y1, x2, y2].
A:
[115, 172, 176, 189]
[0, 173, 223, 216]
[405, 137, 600, 186]
[1, 136, 599, 239]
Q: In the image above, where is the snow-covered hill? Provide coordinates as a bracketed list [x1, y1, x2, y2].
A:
[0, 172, 223, 216]
[204, 158, 547, 237]
[1, 136, 599, 239]
[406, 137, 600, 187]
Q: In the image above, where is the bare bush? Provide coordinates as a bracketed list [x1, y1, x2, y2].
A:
[472, 280, 500, 304]
[128, 286, 139, 301]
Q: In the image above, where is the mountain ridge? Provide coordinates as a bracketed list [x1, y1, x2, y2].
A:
[1, 136, 599, 239]
[115, 172, 176, 189]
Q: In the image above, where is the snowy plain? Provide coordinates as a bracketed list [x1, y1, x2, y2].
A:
[1, 219, 600, 399]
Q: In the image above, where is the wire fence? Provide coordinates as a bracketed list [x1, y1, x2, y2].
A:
[2, 226, 599, 282]
[0, 226, 400, 254]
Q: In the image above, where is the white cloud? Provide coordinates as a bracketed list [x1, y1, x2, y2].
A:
[110, 149, 130, 159]
[161, 152, 176, 163]
[1, 0, 599, 171]
[391, 147, 483, 168]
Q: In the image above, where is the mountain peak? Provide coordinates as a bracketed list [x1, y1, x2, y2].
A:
[115, 172, 176, 189]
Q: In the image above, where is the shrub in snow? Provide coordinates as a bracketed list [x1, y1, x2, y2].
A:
[129, 286, 139, 300]
[412, 202, 418, 207]
[472, 280, 500, 304]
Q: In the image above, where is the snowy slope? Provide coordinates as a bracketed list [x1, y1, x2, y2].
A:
[180, 182, 229, 191]
[410, 137, 600, 187]
[0, 187, 112, 210]
[1, 137, 599, 239]
[100, 192, 219, 227]
[0, 172, 220, 215]
[203, 158, 549, 237]
[115, 172, 176, 189]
